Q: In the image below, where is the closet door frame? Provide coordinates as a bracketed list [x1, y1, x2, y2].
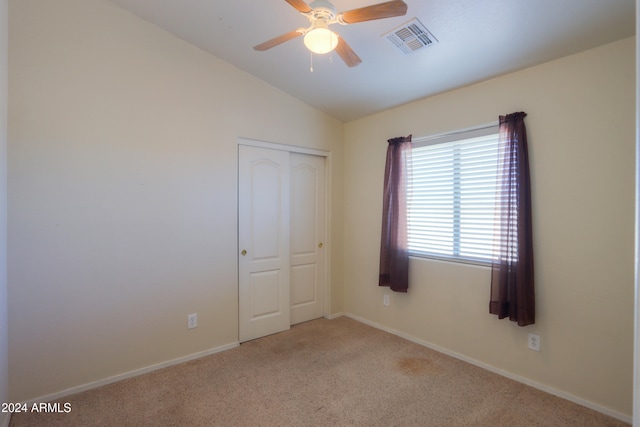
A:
[237, 137, 332, 325]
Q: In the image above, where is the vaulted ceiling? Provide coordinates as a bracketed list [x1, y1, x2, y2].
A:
[108, 0, 635, 122]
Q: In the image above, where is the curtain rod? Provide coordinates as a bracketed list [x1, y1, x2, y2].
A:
[413, 121, 499, 144]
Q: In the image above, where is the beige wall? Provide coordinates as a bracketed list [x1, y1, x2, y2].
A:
[635, 4, 640, 425]
[8, 0, 344, 401]
[343, 38, 635, 418]
[1, 0, 8, 425]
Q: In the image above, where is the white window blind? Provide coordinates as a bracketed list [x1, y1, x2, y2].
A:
[408, 125, 499, 264]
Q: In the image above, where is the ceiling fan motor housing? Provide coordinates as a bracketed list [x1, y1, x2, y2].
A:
[307, 0, 337, 22]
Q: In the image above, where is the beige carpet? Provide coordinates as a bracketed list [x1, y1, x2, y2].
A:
[9, 317, 629, 426]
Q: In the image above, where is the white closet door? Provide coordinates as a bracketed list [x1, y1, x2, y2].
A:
[238, 145, 290, 342]
[290, 153, 325, 325]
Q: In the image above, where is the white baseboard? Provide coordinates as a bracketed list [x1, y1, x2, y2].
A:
[344, 312, 632, 424]
[0, 412, 10, 427]
[325, 312, 344, 320]
[22, 341, 239, 406]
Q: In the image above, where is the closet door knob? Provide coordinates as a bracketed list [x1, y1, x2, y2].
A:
[241, 249, 247, 256]
[318, 242, 323, 248]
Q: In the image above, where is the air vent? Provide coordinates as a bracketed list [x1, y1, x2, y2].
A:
[384, 18, 437, 55]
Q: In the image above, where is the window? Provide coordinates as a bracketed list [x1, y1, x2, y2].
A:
[408, 125, 499, 265]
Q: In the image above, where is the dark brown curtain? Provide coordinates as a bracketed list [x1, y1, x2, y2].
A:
[490, 112, 535, 326]
[379, 135, 412, 293]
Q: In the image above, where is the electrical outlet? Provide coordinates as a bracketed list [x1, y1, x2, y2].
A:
[383, 294, 390, 306]
[528, 333, 540, 351]
[187, 313, 198, 329]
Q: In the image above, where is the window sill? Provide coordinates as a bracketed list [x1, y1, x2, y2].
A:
[409, 253, 492, 268]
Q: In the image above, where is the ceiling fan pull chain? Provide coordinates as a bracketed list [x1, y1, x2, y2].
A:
[310, 51, 314, 73]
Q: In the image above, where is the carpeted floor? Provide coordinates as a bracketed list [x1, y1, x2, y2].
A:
[9, 316, 629, 426]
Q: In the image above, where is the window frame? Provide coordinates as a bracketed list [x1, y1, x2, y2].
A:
[408, 123, 500, 266]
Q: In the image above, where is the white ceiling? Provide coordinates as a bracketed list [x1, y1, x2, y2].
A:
[107, 0, 635, 122]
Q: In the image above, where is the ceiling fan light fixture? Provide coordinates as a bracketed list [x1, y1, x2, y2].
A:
[255, 0, 408, 66]
[304, 26, 338, 54]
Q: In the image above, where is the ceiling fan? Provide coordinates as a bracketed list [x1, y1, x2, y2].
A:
[253, 0, 408, 67]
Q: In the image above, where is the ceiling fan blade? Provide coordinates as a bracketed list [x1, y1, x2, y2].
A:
[285, 0, 312, 14]
[253, 30, 303, 51]
[334, 36, 362, 67]
[339, 0, 408, 24]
